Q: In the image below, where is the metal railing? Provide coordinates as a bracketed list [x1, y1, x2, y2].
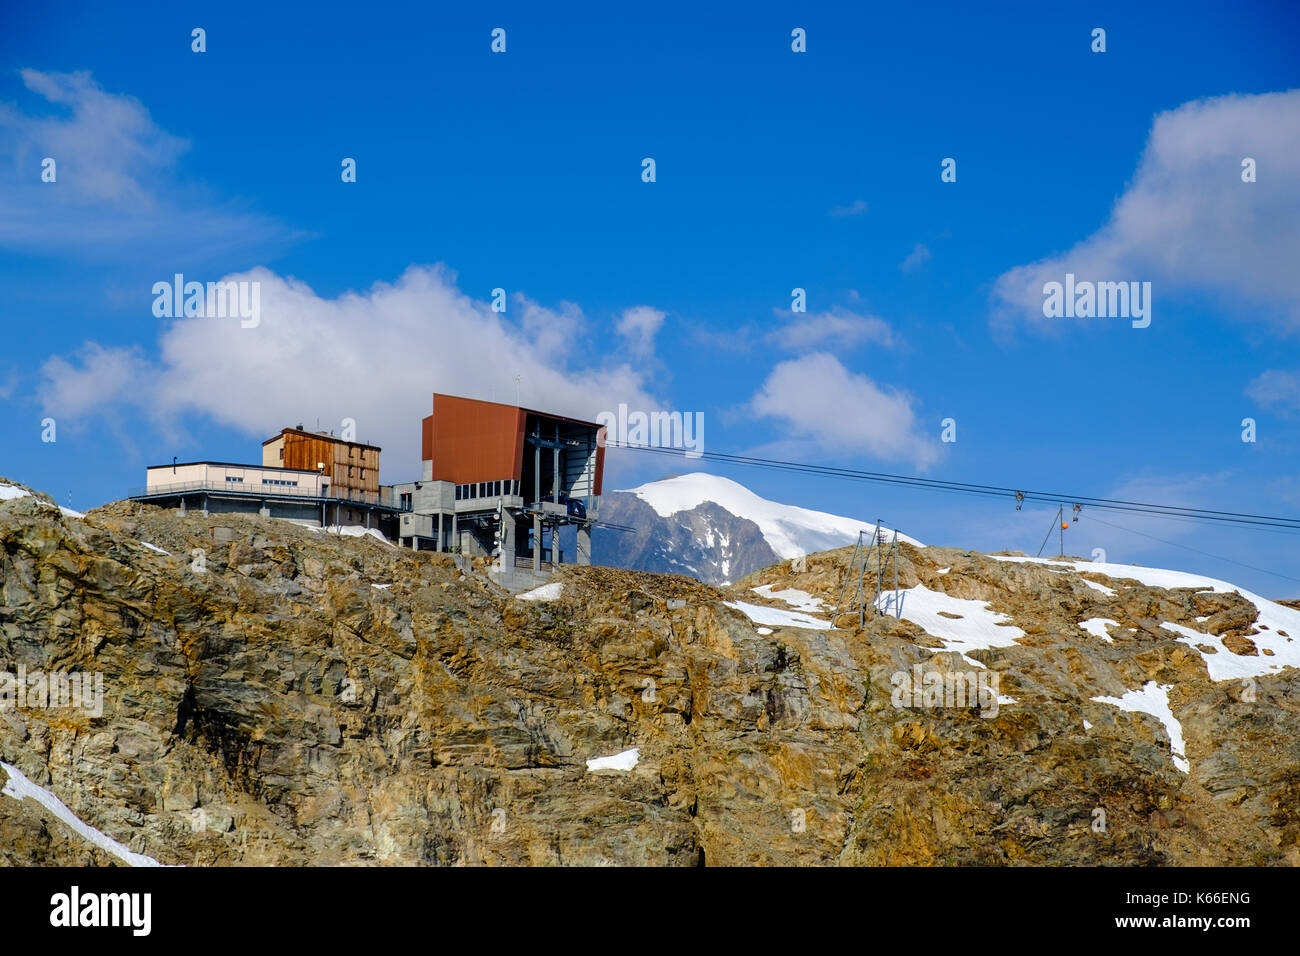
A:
[130, 480, 403, 510]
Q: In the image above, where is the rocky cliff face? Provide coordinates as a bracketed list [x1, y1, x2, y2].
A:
[1, 477, 1297, 866]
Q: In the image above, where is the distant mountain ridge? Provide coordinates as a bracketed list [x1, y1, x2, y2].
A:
[592, 472, 921, 584]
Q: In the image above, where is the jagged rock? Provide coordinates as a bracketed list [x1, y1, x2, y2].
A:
[594, 494, 779, 584]
[0, 478, 1297, 866]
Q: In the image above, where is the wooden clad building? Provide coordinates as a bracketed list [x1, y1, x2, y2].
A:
[262, 426, 381, 503]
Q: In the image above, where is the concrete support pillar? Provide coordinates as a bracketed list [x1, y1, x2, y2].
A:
[577, 525, 591, 566]
[499, 515, 514, 572]
[259, 500, 270, 518]
[533, 513, 542, 571]
[437, 512, 444, 552]
[552, 424, 560, 503]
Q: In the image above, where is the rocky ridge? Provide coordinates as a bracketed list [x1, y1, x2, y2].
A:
[1, 476, 1297, 866]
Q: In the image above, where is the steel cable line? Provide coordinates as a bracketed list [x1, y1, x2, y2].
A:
[603, 440, 1300, 530]
[1078, 513, 1300, 587]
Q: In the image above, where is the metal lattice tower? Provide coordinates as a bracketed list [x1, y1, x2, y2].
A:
[833, 520, 901, 628]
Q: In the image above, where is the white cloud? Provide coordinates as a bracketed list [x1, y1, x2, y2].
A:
[0, 69, 292, 260]
[900, 243, 931, 273]
[39, 265, 661, 477]
[8, 69, 186, 205]
[616, 305, 666, 357]
[992, 89, 1300, 330]
[830, 199, 869, 217]
[768, 307, 895, 351]
[747, 353, 938, 469]
[1246, 369, 1300, 416]
[41, 343, 150, 416]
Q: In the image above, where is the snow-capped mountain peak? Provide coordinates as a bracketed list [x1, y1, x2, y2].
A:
[621, 472, 922, 560]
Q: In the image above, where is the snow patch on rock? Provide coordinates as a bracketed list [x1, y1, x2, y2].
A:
[586, 748, 639, 772]
[989, 555, 1300, 680]
[725, 600, 831, 630]
[1079, 618, 1119, 643]
[1091, 682, 1188, 773]
[1, 762, 163, 866]
[883, 585, 1025, 663]
[518, 582, 564, 602]
[751, 585, 825, 614]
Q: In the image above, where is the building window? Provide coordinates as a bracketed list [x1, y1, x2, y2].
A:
[494, 480, 501, 496]
[225, 475, 244, 483]
[455, 485, 462, 501]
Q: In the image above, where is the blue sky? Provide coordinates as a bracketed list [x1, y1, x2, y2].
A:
[2, 1, 1299, 594]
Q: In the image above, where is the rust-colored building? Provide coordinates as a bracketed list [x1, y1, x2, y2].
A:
[394, 394, 605, 579]
[262, 426, 382, 504]
[420, 393, 604, 496]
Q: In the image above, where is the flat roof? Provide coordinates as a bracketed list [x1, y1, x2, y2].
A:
[128, 487, 402, 512]
[260, 427, 382, 451]
[432, 393, 603, 431]
[147, 461, 325, 475]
